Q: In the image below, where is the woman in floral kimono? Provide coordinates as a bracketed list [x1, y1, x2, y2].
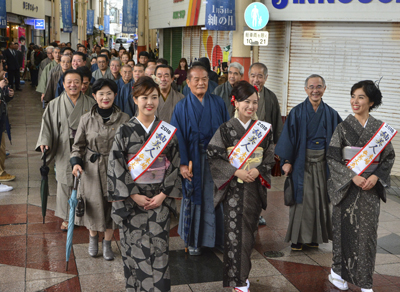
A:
[327, 80, 395, 292]
[107, 76, 181, 292]
[207, 81, 275, 292]
[71, 78, 130, 260]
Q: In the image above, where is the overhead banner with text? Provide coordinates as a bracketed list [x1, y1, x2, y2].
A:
[205, 0, 235, 31]
[61, 0, 73, 33]
[122, 0, 138, 33]
[0, 0, 6, 29]
[104, 15, 110, 35]
[87, 10, 94, 35]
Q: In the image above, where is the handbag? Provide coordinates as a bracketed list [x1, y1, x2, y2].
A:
[284, 174, 295, 206]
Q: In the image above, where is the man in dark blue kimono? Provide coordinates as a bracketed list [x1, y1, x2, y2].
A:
[171, 65, 230, 256]
[275, 74, 342, 251]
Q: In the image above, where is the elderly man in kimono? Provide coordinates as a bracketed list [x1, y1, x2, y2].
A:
[155, 64, 184, 123]
[182, 61, 218, 97]
[92, 55, 113, 81]
[275, 74, 342, 251]
[37, 47, 61, 102]
[55, 52, 87, 98]
[43, 55, 72, 103]
[115, 63, 145, 117]
[212, 62, 244, 118]
[171, 64, 230, 255]
[36, 69, 96, 231]
[115, 65, 133, 92]
[249, 63, 283, 144]
[38, 46, 54, 82]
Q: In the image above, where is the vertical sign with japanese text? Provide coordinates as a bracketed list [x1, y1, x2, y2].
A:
[104, 15, 110, 35]
[87, 10, 94, 35]
[205, 0, 235, 31]
[61, 0, 73, 33]
[0, 0, 6, 29]
[122, 0, 138, 33]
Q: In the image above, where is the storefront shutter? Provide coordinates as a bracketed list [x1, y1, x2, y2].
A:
[171, 27, 182, 69]
[258, 21, 288, 114]
[190, 26, 201, 63]
[163, 28, 171, 65]
[288, 21, 400, 174]
[182, 27, 191, 62]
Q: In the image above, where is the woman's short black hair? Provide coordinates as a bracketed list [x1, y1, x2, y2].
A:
[92, 78, 118, 94]
[351, 80, 382, 111]
[230, 80, 258, 103]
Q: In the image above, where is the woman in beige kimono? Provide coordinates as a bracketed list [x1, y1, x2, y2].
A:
[70, 78, 130, 260]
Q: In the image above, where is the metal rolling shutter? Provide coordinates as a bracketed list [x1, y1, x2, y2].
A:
[182, 27, 191, 61]
[258, 21, 288, 114]
[288, 21, 400, 174]
[171, 27, 182, 69]
[190, 26, 201, 63]
[163, 28, 171, 65]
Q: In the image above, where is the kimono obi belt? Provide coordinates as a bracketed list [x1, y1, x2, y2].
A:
[343, 146, 380, 173]
[127, 154, 170, 184]
[227, 147, 263, 170]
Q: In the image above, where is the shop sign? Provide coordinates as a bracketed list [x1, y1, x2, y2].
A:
[122, 0, 138, 33]
[173, 10, 185, 19]
[173, 0, 183, 3]
[23, 2, 38, 12]
[205, 0, 236, 31]
[0, 0, 6, 28]
[265, 0, 400, 21]
[34, 19, 45, 30]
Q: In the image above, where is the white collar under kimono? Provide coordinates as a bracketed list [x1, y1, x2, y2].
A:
[236, 117, 251, 130]
[135, 116, 156, 134]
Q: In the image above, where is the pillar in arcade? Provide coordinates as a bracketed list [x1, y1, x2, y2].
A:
[137, 0, 146, 56]
[54, 0, 61, 42]
[231, 0, 253, 81]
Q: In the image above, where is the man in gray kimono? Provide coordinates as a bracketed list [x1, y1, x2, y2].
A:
[275, 74, 342, 250]
[155, 65, 184, 123]
[212, 62, 244, 117]
[249, 63, 283, 144]
[37, 47, 61, 101]
[43, 55, 72, 102]
[36, 69, 96, 230]
[92, 55, 113, 80]
[38, 46, 54, 83]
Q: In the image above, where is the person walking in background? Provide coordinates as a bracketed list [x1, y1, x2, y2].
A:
[275, 74, 342, 251]
[174, 58, 188, 92]
[327, 80, 395, 292]
[3, 42, 22, 91]
[71, 78, 129, 261]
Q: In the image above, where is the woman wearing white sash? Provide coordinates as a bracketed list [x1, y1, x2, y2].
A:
[207, 81, 275, 292]
[107, 76, 181, 292]
[327, 80, 395, 292]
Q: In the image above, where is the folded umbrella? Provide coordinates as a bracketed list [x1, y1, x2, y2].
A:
[40, 149, 49, 224]
[65, 171, 80, 271]
[182, 161, 193, 253]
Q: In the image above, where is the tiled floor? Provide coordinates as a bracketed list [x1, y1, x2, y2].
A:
[0, 84, 400, 291]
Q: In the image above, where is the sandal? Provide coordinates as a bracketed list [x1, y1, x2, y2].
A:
[61, 221, 68, 232]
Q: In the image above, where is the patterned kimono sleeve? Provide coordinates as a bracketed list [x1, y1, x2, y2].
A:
[70, 116, 87, 168]
[207, 127, 238, 190]
[256, 131, 276, 187]
[107, 125, 140, 202]
[159, 135, 181, 198]
[373, 141, 395, 188]
[327, 125, 358, 205]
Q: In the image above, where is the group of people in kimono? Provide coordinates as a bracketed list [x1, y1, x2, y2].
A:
[35, 43, 395, 292]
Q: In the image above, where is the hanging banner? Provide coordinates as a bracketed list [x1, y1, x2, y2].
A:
[87, 10, 94, 35]
[104, 15, 110, 35]
[0, 0, 6, 29]
[18, 27, 26, 70]
[205, 0, 236, 31]
[122, 0, 138, 33]
[61, 0, 73, 33]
